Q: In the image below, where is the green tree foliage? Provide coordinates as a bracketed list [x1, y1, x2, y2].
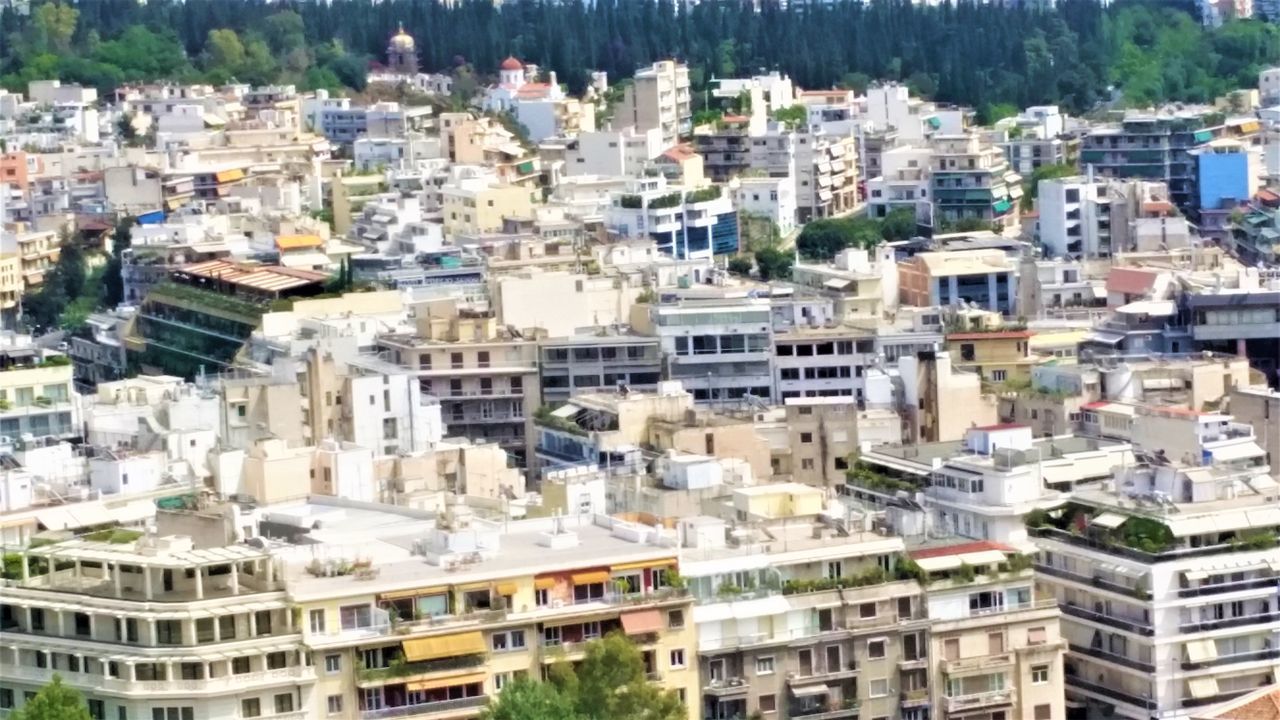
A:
[4, 1, 1278, 112]
[880, 207, 919, 242]
[771, 105, 808, 129]
[727, 256, 753, 275]
[102, 216, 134, 309]
[754, 246, 794, 281]
[1022, 162, 1079, 210]
[23, 232, 92, 333]
[482, 633, 684, 720]
[11, 676, 92, 720]
[797, 217, 882, 260]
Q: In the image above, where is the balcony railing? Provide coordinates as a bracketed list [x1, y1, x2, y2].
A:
[900, 688, 929, 707]
[1031, 526, 1234, 565]
[360, 695, 488, 719]
[1179, 611, 1280, 633]
[941, 652, 1013, 675]
[1178, 576, 1278, 598]
[944, 689, 1013, 713]
[1068, 643, 1155, 673]
[1181, 646, 1280, 670]
[358, 653, 486, 683]
[1066, 675, 1155, 710]
[1058, 603, 1154, 636]
[702, 678, 750, 697]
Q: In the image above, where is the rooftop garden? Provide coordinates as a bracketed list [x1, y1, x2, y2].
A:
[845, 460, 920, 495]
[533, 404, 589, 436]
[149, 282, 270, 320]
[1026, 504, 1177, 555]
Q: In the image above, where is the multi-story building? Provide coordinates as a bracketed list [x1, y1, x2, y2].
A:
[1189, 139, 1255, 243]
[0, 335, 79, 442]
[772, 326, 877, 402]
[440, 180, 537, 239]
[606, 176, 739, 260]
[1229, 192, 1280, 266]
[637, 297, 774, 405]
[913, 542, 1067, 720]
[898, 249, 1019, 316]
[733, 176, 797, 237]
[1037, 175, 1115, 259]
[929, 133, 1021, 232]
[1030, 425, 1279, 719]
[0, 531, 315, 720]
[998, 105, 1079, 176]
[1181, 273, 1280, 385]
[944, 329, 1040, 384]
[127, 261, 328, 379]
[866, 145, 933, 222]
[1228, 384, 1280, 478]
[538, 332, 662, 404]
[613, 61, 692, 147]
[0, 226, 59, 295]
[795, 130, 860, 222]
[1080, 110, 1260, 213]
[679, 483, 929, 720]
[789, 246, 898, 324]
[289, 504, 699, 720]
[779, 397, 861, 488]
[377, 300, 541, 465]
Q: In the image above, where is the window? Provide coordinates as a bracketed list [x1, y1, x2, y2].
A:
[242, 699, 261, 718]
[534, 588, 549, 607]
[859, 602, 876, 618]
[266, 652, 287, 670]
[88, 700, 105, 720]
[669, 649, 686, 668]
[756, 656, 775, 675]
[960, 343, 976, 362]
[988, 633, 1005, 654]
[800, 432, 813, 444]
[151, 709, 194, 720]
[991, 369, 1007, 382]
[944, 638, 960, 660]
[759, 694, 777, 713]
[801, 458, 815, 470]
[1034, 705, 1052, 720]
[324, 654, 341, 673]
[327, 696, 343, 715]
[869, 678, 890, 697]
[1032, 664, 1049, 684]
[494, 672, 512, 692]
[274, 693, 295, 713]
[668, 610, 685, 629]
[118, 709, 127, 720]
[1027, 626, 1047, 645]
[868, 639, 886, 659]
[232, 656, 250, 674]
[826, 561, 843, 580]
[0, 689, 12, 709]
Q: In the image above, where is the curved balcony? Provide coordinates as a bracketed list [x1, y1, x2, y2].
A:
[1058, 603, 1154, 636]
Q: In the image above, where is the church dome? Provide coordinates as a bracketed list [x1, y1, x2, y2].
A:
[500, 56, 524, 71]
[390, 26, 415, 52]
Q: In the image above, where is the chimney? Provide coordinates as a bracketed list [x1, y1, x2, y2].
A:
[550, 71, 559, 88]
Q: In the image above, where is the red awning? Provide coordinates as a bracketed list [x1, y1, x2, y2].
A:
[620, 609, 664, 636]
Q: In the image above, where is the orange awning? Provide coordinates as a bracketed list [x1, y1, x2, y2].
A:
[496, 582, 517, 596]
[214, 168, 246, 183]
[401, 632, 486, 662]
[571, 570, 609, 585]
[275, 234, 323, 251]
[612, 558, 675, 573]
[534, 577, 557, 590]
[620, 609, 664, 636]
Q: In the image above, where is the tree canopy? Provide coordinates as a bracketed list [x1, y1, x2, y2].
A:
[3, 0, 1280, 111]
[482, 632, 685, 720]
[11, 676, 92, 720]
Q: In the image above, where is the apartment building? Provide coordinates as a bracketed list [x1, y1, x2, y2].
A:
[637, 297, 774, 405]
[997, 105, 1077, 175]
[789, 246, 898, 323]
[0, 252, 20, 328]
[538, 332, 662, 404]
[772, 326, 877, 402]
[377, 300, 541, 465]
[614, 61, 692, 147]
[440, 180, 537, 239]
[929, 134, 1021, 232]
[779, 397, 860, 488]
[866, 145, 933, 222]
[913, 543, 1066, 720]
[606, 176, 739, 260]
[1182, 273, 1280, 385]
[0, 227, 60, 293]
[0, 336, 79, 442]
[1228, 385, 1280, 478]
[1080, 110, 1260, 213]
[795, 131, 860, 222]
[1038, 175, 1115, 259]
[944, 329, 1040, 384]
[287, 503, 698, 720]
[1229, 191, 1280, 265]
[0, 531, 315, 720]
[1030, 413, 1278, 719]
[679, 484, 929, 720]
[127, 261, 329, 379]
[898, 249, 1019, 316]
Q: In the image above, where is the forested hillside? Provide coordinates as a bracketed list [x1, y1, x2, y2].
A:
[3, 0, 1280, 114]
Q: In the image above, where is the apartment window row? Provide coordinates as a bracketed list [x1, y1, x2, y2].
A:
[776, 339, 870, 356]
[672, 334, 770, 356]
[779, 365, 858, 381]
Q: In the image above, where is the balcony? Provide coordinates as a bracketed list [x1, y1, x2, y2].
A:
[1068, 643, 1154, 673]
[789, 701, 859, 720]
[358, 653, 486, 686]
[900, 688, 929, 707]
[1179, 611, 1280, 633]
[787, 662, 860, 684]
[1066, 675, 1156, 711]
[4, 664, 316, 698]
[941, 651, 1013, 675]
[360, 695, 488, 719]
[1031, 525, 1234, 566]
[1058, 603, 1154, 636]
[944, 689, 1013, 713]
[1179, 576, 1279, 598]
[703, 678, 750, 697]
[1181, 647, 1280, 670]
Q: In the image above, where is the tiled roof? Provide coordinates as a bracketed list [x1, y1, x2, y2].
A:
[910, 540, 1015, 560]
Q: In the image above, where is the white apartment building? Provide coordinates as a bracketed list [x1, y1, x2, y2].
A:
[642, 298, 774, 404]
[1038, 176, 1114, 259]
[605, 176, 739, 260]
[1261, 67, 1280, 106]
[1031, 410, 1279, 719]
[867, 145, 933, 221]
[794, 130, 860, 222]
[733, 176, 797, 237]
[0, 534, 316, 720]
[712, 73, 796, 117]
[558, 127, 667, 178]
[863, 83, 940, 142]
[613, 61, 692, 147]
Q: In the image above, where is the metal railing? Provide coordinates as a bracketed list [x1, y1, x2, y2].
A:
[1178, 576, 1278, 598]
[1068, 643, 1155, 673]
[360, 695, 488, 719]
[1066, 676, 1156, 710]
[1179, 610, 1280, 633]
[1058, 603, 1154, 636]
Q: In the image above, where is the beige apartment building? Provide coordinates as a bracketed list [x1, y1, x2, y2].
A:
[778, 397, 860, 488]
[913, 543, 1066, 720]
[289, 504, 700, 720]
[614, 61, 692, 147]
[440, 181, 537, 238]
[378, 299, 542, 466]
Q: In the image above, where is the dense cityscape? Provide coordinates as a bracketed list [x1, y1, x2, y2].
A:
[0, 1, 1279, 720]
